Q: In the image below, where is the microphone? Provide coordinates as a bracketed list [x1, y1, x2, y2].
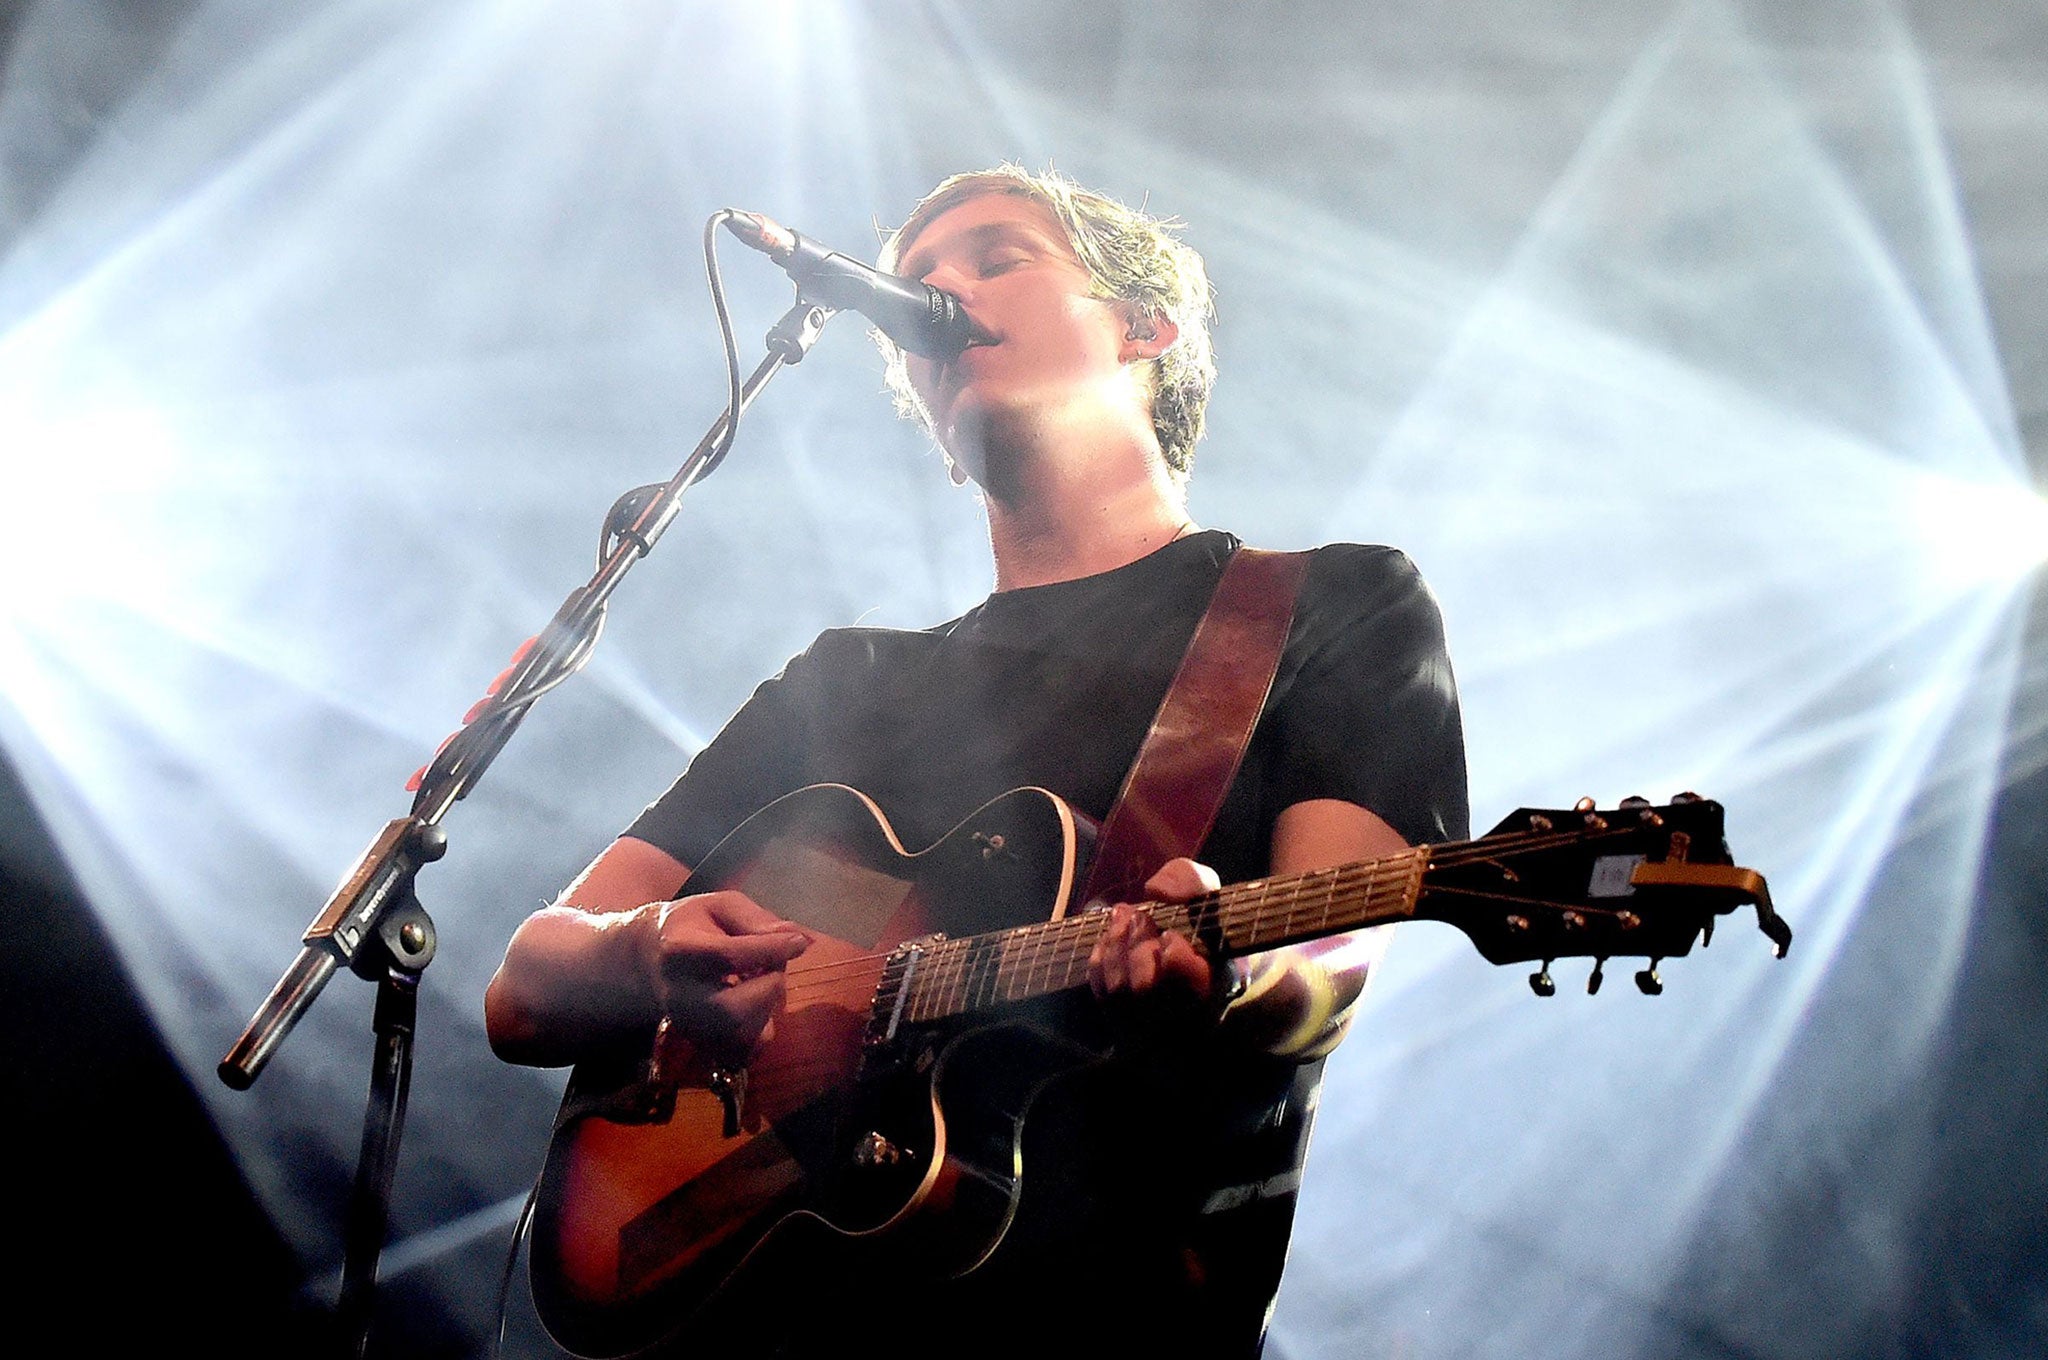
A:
[723, 210, 975, 361]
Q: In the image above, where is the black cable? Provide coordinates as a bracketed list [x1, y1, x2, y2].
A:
[413, 210, 753, 813]
[487, 1178, 544, 1360]
[696, 209, 746, 481]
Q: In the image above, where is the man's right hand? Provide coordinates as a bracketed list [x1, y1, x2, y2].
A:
[485, 835, 808, 1068]
[647, 892, 810, 1055]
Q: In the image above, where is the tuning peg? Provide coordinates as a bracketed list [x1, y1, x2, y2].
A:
[1587, 958, 1606, 995]
[1616, 794, 1664, 827]
[1529, 961, 1556, 997]
[1573, 796, 1597, 812]
[1635, 961, 1664, 995]
[1671, 791, 1703, 804]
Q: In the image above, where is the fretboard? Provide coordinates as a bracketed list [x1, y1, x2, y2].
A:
[896, 845, 1431, 1026]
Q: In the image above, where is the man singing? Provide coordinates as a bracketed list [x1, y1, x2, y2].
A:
[486, 165, 1467, 1358]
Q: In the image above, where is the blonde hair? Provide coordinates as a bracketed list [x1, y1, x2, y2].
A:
[875, 164, 1217, 476]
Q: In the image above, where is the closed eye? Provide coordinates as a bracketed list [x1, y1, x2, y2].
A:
[977, 250, 1033, 278]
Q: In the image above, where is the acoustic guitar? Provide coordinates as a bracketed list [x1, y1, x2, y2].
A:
[530, 783, 1788, 1357]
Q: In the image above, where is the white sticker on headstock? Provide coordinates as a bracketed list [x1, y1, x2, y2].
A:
[1588, 854, 1645, 898]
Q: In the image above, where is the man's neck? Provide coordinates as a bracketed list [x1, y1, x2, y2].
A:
[977, 433, 1195, 593]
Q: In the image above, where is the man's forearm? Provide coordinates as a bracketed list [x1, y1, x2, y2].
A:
[1218, 933, 1381, 1059]
[485, 903, 663, 1067]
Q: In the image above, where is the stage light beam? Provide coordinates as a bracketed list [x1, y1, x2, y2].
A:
[0, 400, 184, 620]
[1906, 472, 2048, 590]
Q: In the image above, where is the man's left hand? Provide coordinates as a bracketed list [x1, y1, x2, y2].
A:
[1087, 858, 1225, 1031]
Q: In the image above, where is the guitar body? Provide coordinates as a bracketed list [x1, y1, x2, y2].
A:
[527, 784, 1789, 1358]
[531, 784, 1093, 1359]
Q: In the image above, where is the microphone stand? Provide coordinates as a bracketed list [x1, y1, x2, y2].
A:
[220, 296, 836, 1359]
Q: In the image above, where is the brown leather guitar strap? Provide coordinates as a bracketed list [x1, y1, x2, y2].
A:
[1079, 545, 1310, 908]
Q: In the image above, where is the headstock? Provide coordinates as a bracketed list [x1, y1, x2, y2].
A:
[1416, 793, 1790, 996]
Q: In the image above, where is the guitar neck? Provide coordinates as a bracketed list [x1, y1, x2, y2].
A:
[897, 846, 1431, 1026]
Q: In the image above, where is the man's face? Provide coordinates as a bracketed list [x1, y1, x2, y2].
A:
[892, 192, 1138, 483]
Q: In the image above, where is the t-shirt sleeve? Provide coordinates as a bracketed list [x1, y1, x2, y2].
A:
[622, 649, 816, 869]
[1264, 545, 1469, 846]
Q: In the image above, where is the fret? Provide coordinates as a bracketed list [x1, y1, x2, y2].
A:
[1043, 920, 1069, 993]
[1282, 872, 1308, 940]
[1048, 916, 1087, 995]
[959, 937, 981, 1013]
[1010, 926, 1036, 1001]
[945, 935, 973, 1015]
[922, 938, 965, 1023]
[1028, 923, 1055, 997]
[969, 934, 1000, 1012]
[1033, 922, 1055, 997]
[992, 930, 1015, 1004]
[1021, 929, 1045, 1004]
[994, 931, 1021, 1010]
[1252, 876, 1276, 954]
[914, 940, 940, 1023]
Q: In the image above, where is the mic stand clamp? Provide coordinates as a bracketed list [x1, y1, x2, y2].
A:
[336, 832, 441, 1359]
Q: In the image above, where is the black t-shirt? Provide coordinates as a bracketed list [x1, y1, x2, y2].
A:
[628, 530, 1467, 879]
[622, 530, 1467, 1358]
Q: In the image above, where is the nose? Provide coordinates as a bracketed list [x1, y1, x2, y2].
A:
[917, 260, 974, 297]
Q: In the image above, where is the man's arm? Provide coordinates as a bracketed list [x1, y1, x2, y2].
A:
[484, 837, 809, 1069]
[1088, 797, 1405, 1058]
[1228, 797, 1403, 1055]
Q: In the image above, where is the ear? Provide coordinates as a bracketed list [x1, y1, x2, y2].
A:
[1118, 310, 1179, 363]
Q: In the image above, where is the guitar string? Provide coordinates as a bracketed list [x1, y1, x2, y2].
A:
[770, 820, 1613, 992]
[763, 823, 1637, 1006]
[767, 848, 1429, 1005]
[761, 822, 1648, 1014]
[759, 837, 1418, 1001]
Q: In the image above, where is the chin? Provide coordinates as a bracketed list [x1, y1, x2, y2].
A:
[937, 402, 1003, 473]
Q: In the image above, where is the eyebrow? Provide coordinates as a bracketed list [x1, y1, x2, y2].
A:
[898, 221, 1057, 281]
